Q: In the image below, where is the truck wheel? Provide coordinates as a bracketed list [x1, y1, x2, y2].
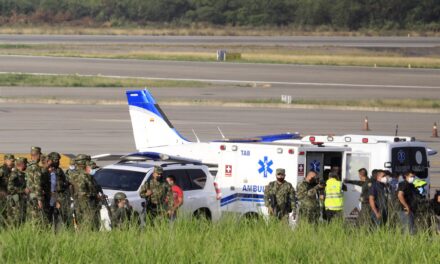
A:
[193, 208, 211, 221]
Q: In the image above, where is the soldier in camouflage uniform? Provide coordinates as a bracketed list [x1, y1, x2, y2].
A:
[264, 168, 296, 222]
[7, 157, 27, 226]
[111, 192, 133, 229]
[344, 168, 373, 227]
[41, 152, 70, 230]
[65, 159, 76, 181]
[297, 170, 324, 224]
[69, 154, 97, 228]
[25, 147, 45, 224]
[0, 154, 15, 227]
[139, 166, 173, 224]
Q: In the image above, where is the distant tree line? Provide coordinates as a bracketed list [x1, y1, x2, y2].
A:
[0, 0, 439, 30]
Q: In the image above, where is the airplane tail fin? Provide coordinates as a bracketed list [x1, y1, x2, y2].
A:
[126, 89, 189, 150]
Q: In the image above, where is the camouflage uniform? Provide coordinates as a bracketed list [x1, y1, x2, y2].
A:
[41, 152, 70, 230]
[139, 166, 173, 223]
[0, 154, 15, 227]
[264, 169, 296, 222]
[26, 159, 45, 223]
[25, 147, 45, 223]
[69, 154, 97, 228]
[297, 180, 321, 223]
[65, 159, 76, 181]
[345, 179, 373, 227]
[7, 157, 27, 226]
[111, 192, 133, 229]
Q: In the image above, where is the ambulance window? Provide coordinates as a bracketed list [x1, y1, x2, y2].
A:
[346, 153, 370, 180]
[163, 169, 192, 190]
[186, 169, 207, 190]
[209, 169, 218, 177]
[391, 147, 428, 178]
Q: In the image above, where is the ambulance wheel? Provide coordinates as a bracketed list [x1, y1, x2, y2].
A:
[193, 208, 211, 221]
[243, 212, 260, 221]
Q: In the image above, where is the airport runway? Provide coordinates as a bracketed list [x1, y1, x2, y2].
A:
[0, 103, 439, 190]
[0, 103, 438, 154]
[1, 85, 440, 102]
[1, 35, 440, 48]
[1, 55, 440, 91]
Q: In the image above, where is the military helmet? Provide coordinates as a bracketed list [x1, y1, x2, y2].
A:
[31, 146, 42, 155]
[15, 157, 28, 165]
[4, 154, 15, 161]
[114, 192, 127, 201]
[47, 152, 61, 162]
[75, 154, 89, 165]
[276, 168, 285, 175]
[153, 166, 163, 174]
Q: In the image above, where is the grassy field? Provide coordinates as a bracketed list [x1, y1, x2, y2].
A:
[0, 73, 207, 88]
[0, 218, 438, 263]
[1, 24, 440, 37]
[0, 73, 439, 110]
[1, 43, 440, 69]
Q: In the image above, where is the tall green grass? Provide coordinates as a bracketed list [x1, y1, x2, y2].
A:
[0, 218, 438, 263]
[0, 73, 207, 88]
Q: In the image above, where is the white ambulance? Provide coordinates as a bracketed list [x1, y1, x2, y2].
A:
[277, 135, 433, 217]
[214, 142, 351, 219]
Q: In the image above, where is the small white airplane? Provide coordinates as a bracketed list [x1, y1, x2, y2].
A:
[93, 89, 300, 164]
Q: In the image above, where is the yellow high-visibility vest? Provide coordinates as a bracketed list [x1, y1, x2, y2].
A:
[324, 178, 343, 211]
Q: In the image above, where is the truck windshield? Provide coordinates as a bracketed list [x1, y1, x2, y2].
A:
[94, 169, 147, 191]
[391, 147, 428, 178]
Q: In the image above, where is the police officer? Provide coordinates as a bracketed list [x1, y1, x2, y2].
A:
[397, 171, 419, 234]
[7, 157, 27, 226]
[25, 146, 45, 224]
[344, 168, 372, 226]
[0, 154, 15, 227]
[139, 166, 173, 224]
[297, 170, 324, 223]
[111, 192, 133, 229]
[264, 168, 296, 222]
[42, 152, 69, 230]
[369, 170, 389, 227]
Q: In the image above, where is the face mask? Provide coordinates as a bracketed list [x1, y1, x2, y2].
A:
[90, 169, 97, 176]
[69, 165, 75, 170]
[379, 177, 388, 184]
[408, 177, 415, 184]
[276, 176, 285, 182]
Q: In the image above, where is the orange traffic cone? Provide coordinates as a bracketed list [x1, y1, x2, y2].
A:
[363, 116, 370, 131]
[433, 122, 439, 138]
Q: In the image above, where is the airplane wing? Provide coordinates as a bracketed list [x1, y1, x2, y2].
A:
[427, 148, 438, 156]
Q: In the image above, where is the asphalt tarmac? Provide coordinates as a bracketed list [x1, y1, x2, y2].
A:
[0, 103, 438, 190]
[1, 35, 440, 48]
[1, 55, 440, 91]
[1, 85, 440, 101]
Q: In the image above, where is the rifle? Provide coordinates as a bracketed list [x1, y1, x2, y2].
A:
[70, 196, 79, 231]
[317, 178, 326, 221]
[269, 194, 281, 219]
[92, 177, 112, 231]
